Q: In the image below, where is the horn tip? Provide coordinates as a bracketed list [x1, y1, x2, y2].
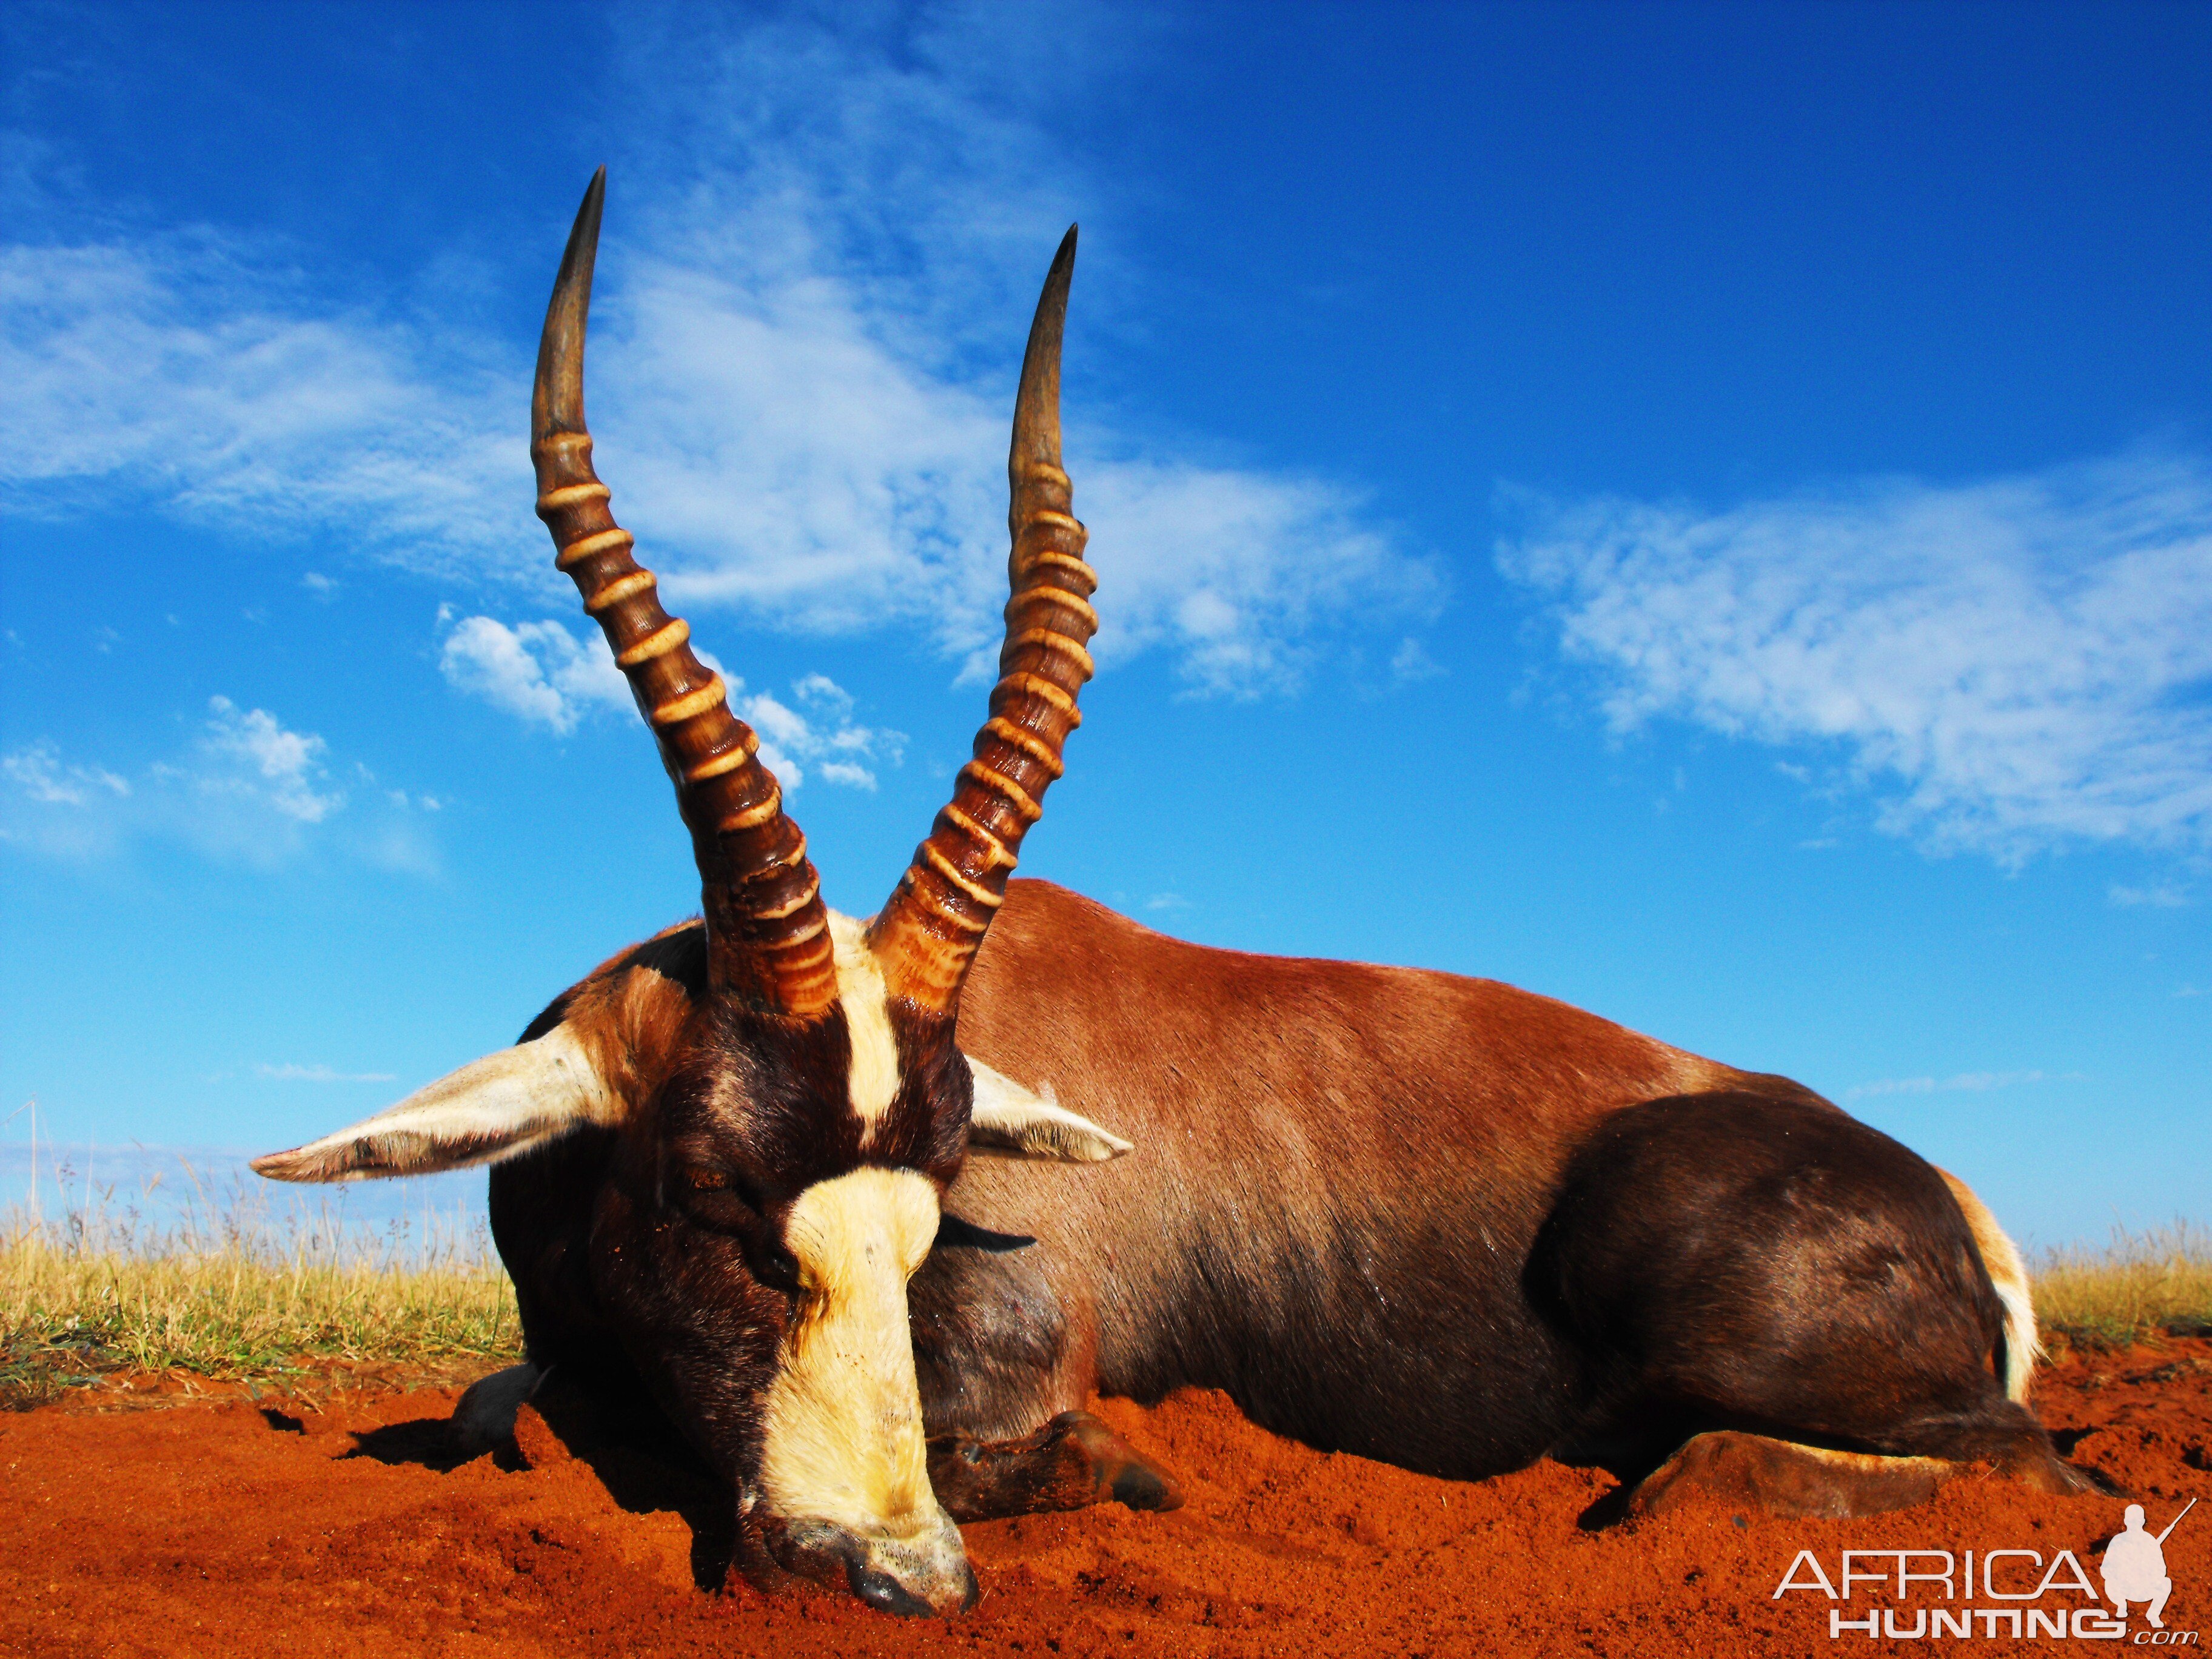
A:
[575, 167, 607, 235]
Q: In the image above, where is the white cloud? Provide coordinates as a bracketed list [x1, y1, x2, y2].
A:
[435, 613, 900, 792]
[731, 673, 903, 792]
[2109, 881, 2191, 908]
[0, 238, 532, 579]
[256, 1063, 397, 1084]
[0, 7, 1436, 694]
[1845, 1069, 2079, 1100]
[202, 695, 340, 823]
[547, 215, 1436, 695]
[1389, 636, 1445, 686]
[1500, 451, 2212, 863]
[1, 742, 129, 806]
[438, 615, 631, 736]
[0, 698, 434, 870]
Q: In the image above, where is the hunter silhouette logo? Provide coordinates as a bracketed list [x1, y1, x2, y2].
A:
[2106, 1499, 2194, 1630]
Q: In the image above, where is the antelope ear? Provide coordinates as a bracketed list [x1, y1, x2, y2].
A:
[251, 1025, 617, 1182]
[962, 1056, 1133, 1163]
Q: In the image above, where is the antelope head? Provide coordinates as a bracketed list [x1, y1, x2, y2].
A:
[253, 172, 1122, 1615]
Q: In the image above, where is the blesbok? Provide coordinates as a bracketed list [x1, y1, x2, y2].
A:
[258, 172, 2090, 1618]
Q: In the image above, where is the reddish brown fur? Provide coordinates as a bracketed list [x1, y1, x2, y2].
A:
[539, 922, 712, 1113]
[960, 881, 1740, 1173]
[934, 882, 1765, 1463]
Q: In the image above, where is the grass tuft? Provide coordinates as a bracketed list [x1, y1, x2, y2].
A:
[1, 1161, 516, 1409]
[2032, 1221, 2212, 1355]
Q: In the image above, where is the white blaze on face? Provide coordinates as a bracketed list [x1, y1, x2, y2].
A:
[828, 910, 900, 1142]
[756, 1167, 944, 1540]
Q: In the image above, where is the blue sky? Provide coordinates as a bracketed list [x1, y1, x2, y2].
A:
[2, 0, 2207, 1246]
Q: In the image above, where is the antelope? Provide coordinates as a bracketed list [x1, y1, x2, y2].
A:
[257, 172, 2092, 1620]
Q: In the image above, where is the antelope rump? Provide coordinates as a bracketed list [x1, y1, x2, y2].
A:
[256, 172, 2094, 1618]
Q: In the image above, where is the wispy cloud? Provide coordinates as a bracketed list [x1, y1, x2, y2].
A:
[732, 672, 903, 792]
[1500, 450, 2212, 865]
[1845, 1069, 2079, 1101]
[1389, 637, 1446, 686]
[255, 1063, 397, 1084]
[1, 7, 1437, 695]
[2110, 880, 2192, 909]
[0, 238, 529, 575]
[0, 697, 435, 871]
[198, 695, 340, 824]
[2, 743, 129, 808]
[435, 612, 900, 790]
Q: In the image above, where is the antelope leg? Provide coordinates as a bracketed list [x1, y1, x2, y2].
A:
[1625, 1431, 1958, 1519]
[927, 1410, 1182, 1521]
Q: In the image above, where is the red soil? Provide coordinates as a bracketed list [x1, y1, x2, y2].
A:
[3, 1341, 2206, 1658]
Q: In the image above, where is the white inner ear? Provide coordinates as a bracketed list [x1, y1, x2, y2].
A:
[250, 1024, 617, 1182]
[963, 1055, 1134, 1164]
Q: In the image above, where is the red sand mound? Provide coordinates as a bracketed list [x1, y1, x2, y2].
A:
[2, 1340, 2205, 1658]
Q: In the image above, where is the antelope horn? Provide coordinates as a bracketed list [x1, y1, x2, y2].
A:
[868, 227, 1097, 1011]
[532, 169, 836, 1018]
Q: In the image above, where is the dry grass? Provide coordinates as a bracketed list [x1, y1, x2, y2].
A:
[1, 1162, 517, 1409]
[2032, 1221, 2212, 1355]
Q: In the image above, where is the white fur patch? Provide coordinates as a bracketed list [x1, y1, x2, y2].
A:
[828, 910, 900, 1142]
[756, 1168, 945, 1539]
[250, 1024, 616, 1182]
[1938, 1168, 2044, 1403]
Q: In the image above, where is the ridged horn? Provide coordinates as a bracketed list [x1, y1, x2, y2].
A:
[868, 227, 1096, 1012]
[532, 169, 836, 1018]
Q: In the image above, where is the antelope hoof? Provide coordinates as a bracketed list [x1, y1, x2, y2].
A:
[928, 1410, 1184, 1522]
[1627, 1430, 1954, 1520]
[447, 1361, 544, 1459]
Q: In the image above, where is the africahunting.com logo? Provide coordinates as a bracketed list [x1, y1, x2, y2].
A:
[1773, 1498, 2197, 1643]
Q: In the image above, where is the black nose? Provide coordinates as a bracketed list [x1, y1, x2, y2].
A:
[759, 1509, 979, 1616]
[850, 1563, 940, 1617]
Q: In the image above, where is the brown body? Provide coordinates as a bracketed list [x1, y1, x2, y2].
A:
[491, 880, 2082, 1505]
[940, 880, 1731, 1455]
